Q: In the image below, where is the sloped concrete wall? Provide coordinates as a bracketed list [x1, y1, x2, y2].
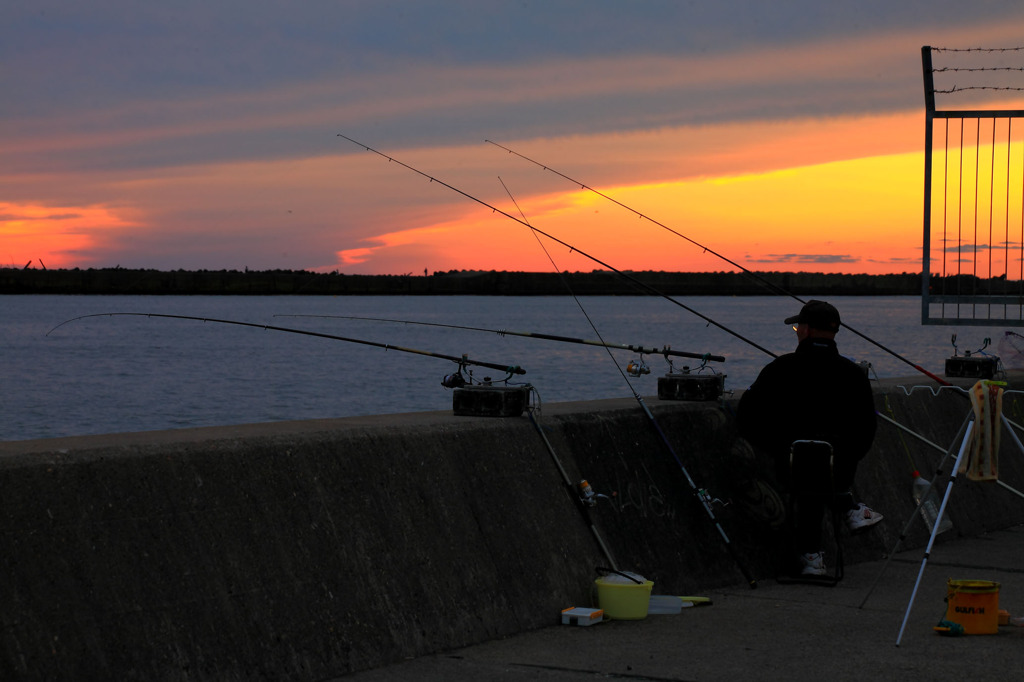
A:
[3, 376, 1024, 680]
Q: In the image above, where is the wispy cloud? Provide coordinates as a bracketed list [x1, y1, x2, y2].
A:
[749, 254, 862, 264]
[0, 212, 81, 221]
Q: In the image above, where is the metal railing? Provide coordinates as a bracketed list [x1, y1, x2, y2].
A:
[922, 45, 1024, 325]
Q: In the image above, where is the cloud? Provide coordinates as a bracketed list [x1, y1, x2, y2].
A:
[0, 212, 81, 221]
[751, 254, 862, 264]
[5, 2, 1024, 273]
[8, 7, 1024, 177]
[945, 243, 994, 252]
[868, 256, 920, 266]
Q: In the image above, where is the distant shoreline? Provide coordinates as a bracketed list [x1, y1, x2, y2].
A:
[0, 267, 929, 296]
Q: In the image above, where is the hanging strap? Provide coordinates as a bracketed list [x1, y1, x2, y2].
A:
[961, 380, 1004, 481]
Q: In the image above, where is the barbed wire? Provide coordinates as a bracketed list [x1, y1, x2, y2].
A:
[928, 47, 1024, 96]
[933, 66, 1024, 73]
[931, 46, 1024, 53]
[934, 85, 1024, 93]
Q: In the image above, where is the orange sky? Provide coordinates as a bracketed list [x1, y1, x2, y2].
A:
[0, 108, 1009, 276]
[0, 203, 138, 270]
[6, 7, 1024, 275]
[331, 113, 928, 276]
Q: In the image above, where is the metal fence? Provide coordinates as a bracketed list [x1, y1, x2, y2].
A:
[922, 45, 1024, 325]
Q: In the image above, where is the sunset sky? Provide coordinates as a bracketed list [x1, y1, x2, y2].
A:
[5, 2, 1024, 276]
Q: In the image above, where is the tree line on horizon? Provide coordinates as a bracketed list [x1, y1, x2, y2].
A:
[0, 266, 938, 296]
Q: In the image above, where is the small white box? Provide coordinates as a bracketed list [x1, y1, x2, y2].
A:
[561, 607, 604, 626]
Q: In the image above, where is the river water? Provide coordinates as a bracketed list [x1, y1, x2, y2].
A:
[0, 295, 1013, 441]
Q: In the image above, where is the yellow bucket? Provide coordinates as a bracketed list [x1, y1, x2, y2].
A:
[594, 576, 654, 620]
[945, 579, 1001, 634]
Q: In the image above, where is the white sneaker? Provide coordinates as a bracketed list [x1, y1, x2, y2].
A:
[800, 552, 826, 576]
[846, 503, 884, 531]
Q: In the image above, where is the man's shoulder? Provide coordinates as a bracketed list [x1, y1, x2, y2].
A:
[753, 352, 794, 375]
[765, 350, 801, 368]
[769, 345, 866, 378]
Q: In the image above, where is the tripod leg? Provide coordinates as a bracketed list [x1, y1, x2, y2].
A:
[896, 420, 974, 646]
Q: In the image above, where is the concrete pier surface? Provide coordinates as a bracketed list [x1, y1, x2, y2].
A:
[340, 525, 1024, 681]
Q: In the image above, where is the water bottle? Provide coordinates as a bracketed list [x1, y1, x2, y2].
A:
[912, 471, 953, 534]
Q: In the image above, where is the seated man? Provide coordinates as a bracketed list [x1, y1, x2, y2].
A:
[737, 300, 883, 576]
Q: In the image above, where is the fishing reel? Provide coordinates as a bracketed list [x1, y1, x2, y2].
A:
[626, 358, 651, 377]
[576, 479, 612, 508]
[442, 357, 471, 388]
[441, 371, 467, 388]
[696, 487, 730, 509]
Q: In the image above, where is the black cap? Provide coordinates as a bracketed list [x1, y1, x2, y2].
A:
[784, 300, 841, 332]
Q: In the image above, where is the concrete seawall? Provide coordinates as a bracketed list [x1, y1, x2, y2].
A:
[3, 376, 1024, 680]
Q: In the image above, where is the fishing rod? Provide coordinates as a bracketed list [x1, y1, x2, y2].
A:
[486, 181, 628, 554]
[498, 176, 758, 588]
[527, 406, 620, 569]
[337, 134, 777, 359]
[335, 135, 766, 584]
[47, 313, 526, 384]
[274, 314, 726, 370]
[485, 139, 951, 386]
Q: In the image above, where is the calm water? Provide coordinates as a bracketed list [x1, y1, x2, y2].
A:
[0, 295, 1012, 441]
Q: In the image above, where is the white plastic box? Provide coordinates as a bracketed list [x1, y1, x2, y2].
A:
[560, 607, 604, 626]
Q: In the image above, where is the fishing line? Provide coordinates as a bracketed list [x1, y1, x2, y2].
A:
[500, 175, 758, 588]
[499, 174, 637, 389]
[337, 134, 777, 359]
[47, 313, 526, 381]
[485, 139, 1004, 589]
[502, 175, 629, 568]
[485, 139, 951, 386]
[336, 134, 938, 583]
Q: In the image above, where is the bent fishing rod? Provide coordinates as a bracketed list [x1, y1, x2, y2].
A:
[486, 139, 950, 386]
[499, 176, 758, 588]
[337, 134, 776, 359]
[274, 314, 725, 366]
[47, 313, 526, 382]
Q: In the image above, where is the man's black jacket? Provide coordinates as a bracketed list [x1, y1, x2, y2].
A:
[737, 336, 877, 463]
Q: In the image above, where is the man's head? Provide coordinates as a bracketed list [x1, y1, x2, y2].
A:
[784, 300, 841, 340]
